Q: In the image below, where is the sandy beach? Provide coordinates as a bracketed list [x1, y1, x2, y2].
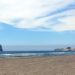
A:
[0, 55, 75, 75]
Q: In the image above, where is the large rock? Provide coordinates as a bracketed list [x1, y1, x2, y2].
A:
[0, 45, 3, 51]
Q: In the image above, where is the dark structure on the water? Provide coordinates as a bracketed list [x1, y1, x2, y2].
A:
[0, 45, 3, 52]
[66, 47, 71, 51]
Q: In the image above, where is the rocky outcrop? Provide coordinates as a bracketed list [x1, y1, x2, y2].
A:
[54, 47, 75, 51]
[0, 45, 3, 51]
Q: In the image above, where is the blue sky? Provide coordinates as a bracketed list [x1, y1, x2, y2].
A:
[0, 0, 75, 50]
[0, 23, 75, 46]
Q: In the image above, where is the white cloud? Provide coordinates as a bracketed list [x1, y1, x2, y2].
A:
[0, 0, 75, 31]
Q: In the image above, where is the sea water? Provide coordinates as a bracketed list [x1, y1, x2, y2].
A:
[0, 50, 75, 57]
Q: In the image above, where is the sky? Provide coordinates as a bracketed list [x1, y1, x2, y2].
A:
[0, 0, 75, 50]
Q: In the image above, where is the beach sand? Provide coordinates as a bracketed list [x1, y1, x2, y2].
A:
[0, 55, 75, 75]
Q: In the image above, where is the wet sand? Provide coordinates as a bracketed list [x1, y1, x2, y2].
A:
[0, 55, 75, 75]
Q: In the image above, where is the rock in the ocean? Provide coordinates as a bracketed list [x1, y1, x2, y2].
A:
[0, 45, 3, 51]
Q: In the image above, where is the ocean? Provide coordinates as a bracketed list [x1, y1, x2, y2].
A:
[0, 50, 75, 57]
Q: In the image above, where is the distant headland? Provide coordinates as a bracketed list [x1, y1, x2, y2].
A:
[54, 47, 75, 51]
[0, 45, 3, 52]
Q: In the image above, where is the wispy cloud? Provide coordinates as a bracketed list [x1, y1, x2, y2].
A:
[0, 0, 75, 31]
